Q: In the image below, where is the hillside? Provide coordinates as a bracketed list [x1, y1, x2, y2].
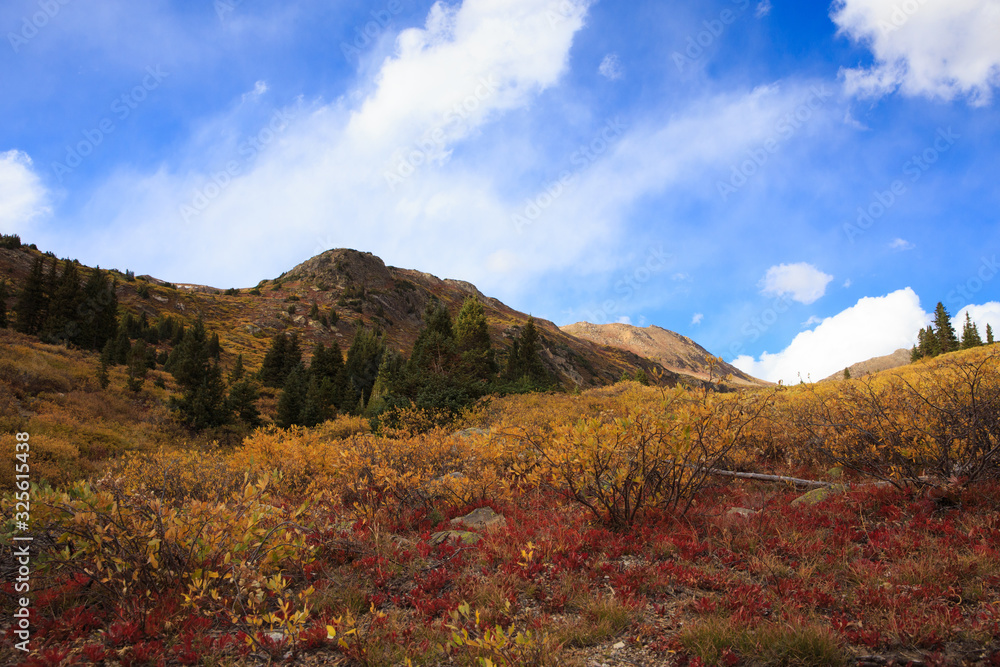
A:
[821, 348, 913, 382]
[560, 321, 763, 385]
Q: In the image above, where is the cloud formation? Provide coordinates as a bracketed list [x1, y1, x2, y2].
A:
[732, 288, 929, 384]
[832, 0, 1000, 105]
[759, 262, 833, 305]
[0, 150, 49, 234]
[599, 53, 624, 80]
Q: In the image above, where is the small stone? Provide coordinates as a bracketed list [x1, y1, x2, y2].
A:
[791, 484, 848, 507]
[429, 530, 481, 546]
[726, 507, 757, 519]
[612, 641, 625, 650]
[451, 507, 505, 531]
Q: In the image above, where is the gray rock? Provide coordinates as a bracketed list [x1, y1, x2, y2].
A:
[791, 484, 848, 507]
[451, 507, 505, 531]
[429, 530, 482, 546]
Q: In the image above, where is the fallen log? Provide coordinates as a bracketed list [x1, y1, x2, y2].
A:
[704, 468, 831, 488]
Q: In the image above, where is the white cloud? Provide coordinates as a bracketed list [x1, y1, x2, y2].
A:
[889, 237, 915, 251]
[732, 288, 930, 384]
[801, 315, 822, 328]
[617, 315, 632, 325]
[843, 278, 853, 288]
[954, 302, 1000, 341]
[691, 313, 704, 325]
[755, 1, 773, 18]
[831, 0, 1000, 105]
[598, 53, 623, 80]
[0, 150, 49, 234]
[759, 262, 834, 305]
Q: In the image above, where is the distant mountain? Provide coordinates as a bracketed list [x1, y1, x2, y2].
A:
[821, 348, 913, 382]
[560, 322, 763, 385]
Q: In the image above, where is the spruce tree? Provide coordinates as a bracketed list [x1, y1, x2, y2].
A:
[933, 302, 959, 354]
[259, 333, 289, 388]
[284, 333, 303, 380]
[229, 353, 246, 383]
[344, 327, 385, 410]
[113, 327, 132, 365]
[169, 319, 229, 428]
[309, 301, 320, 320]
[455, 296, 496, 380]
[14, 256, 48, 335]
[97, 342, 111, 389]
[79, 268, 118, 351]
[504, 316, 550, 387]
[227, 377, 261, 427]
[126, 339, 148, 392]
[41, 260, 82, 345]
[988, 323, 995, 345]
[276, 364, 307, 428]
[408, 300, 456, 377]
[208, 332, 222, 360]
[961, 312, 983, 349]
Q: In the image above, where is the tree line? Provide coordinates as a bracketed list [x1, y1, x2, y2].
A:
[911, 301, 994, 361]
[267, 296, 554, 429]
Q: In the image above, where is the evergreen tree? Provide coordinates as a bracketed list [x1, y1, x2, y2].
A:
[41, 260, 82, 345]
[455, 296, 496, 380]
[988, 323, 995, 345]
[408, 300, 456, 377]
[504, 316, 550, 387]
[96, 342, 111, 389]
[299, 375, 325, 427]
[126, 339, 148, 392]
[961, 312, 983, 349]
[229, 353, 246, 383]
[344, 327, 385, 411]
[284, 333, 303, 379]
[14, 256, 48, 335]
[843, 368, 851, 380]
[276, 364, 307, 428]
[259, 332, 290, 387]
[0, 279, 8, 329]
[226, 378, 261, 427]
[208, 332, 222, 360]
[169, 319, 229, 428]
[933, 302, 959, 354]
[309, 302, 320, 320]
[78, 268, 118, 351]
[113, 327, 132, 365]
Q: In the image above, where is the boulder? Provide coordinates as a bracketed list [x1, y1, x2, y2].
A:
[429, 530, 482, 546]
[791, 484, 848, 507]
[450, 507, 505, 531]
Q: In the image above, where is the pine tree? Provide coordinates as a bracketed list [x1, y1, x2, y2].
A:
[126, 339, 148, 392]
[169, 319, 229, 428]
[208, 332, 222, 360]
[259, 333, 289, 387]
[961, 312, 983, 349]
[299, 375, 325, 427]
[504, 316, 550, 387]
[96, 343, 111, 389]
[276, 364, 307, 428]
[933, 302, 959, 354]
[408, 300, 456, 377]
[41, 260, 82, 345]
[14, 257, 48, 335]
[455, 296, 496, 380]
[843, 368, 851, 380]
[113, 327, 132, 365]
[229, 353, 246, 383]
[0, 279, 8, 329]
[988, 323, 995, 345]
[309, 301, 320, 320]
[226, 378, 261, 427]
[78, 268, 118, 351]
[284, 333, 302, 379]
[344, 327, 385, 411]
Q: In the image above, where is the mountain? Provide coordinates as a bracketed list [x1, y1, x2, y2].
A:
[0, 245, 725, 391]
[821, 348, 913, 382]
[560, 322, 763, 385]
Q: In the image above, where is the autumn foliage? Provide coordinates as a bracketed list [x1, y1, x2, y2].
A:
[2, 347, 1000, 665]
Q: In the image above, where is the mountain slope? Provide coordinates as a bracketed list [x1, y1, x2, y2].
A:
[560, 322, 763, 385]
[821, 348, 913, 382]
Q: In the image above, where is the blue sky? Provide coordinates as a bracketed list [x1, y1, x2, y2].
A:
[2, 0, 999, 383]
